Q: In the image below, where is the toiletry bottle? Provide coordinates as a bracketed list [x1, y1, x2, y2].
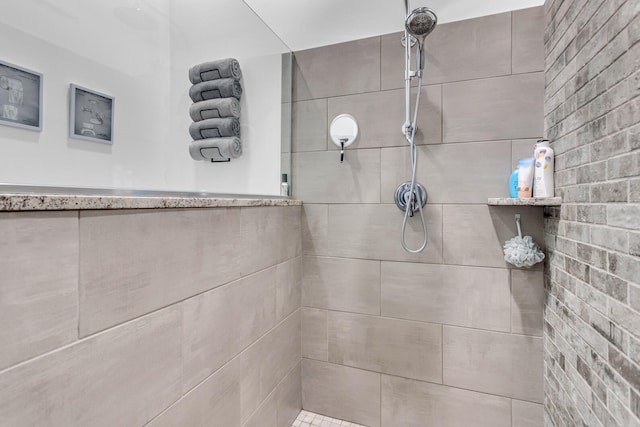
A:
[517, 158, 535, 198]
[533, 139, 554, 198]
[280, 174, 289, 197]
[509, 167, 519, 198]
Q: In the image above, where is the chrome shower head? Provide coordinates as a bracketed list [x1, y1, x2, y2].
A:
[404, 7, 437, 75]
[405, 7, 437, 40]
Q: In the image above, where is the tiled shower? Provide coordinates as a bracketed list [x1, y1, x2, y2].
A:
[293, 6, 545, 427]
[0, 0, 638, 426]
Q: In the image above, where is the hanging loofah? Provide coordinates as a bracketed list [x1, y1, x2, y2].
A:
[503, 214, 545, 268]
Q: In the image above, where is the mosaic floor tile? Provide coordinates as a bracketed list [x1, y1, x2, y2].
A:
[292, 410, 369, 427]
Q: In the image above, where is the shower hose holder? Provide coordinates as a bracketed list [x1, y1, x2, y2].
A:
[395, 181, 427, 217]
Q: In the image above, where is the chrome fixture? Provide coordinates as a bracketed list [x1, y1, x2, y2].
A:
[405, 7, 437, 77]
[396, 1, 437, 253]
[395, 181, 427, 217]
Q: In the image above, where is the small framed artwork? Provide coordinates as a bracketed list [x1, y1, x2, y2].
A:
[69, 84, 114, 144]
[0, 60, 43, 131]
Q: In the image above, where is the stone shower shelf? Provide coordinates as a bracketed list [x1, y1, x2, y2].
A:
[487, 197, 562, 206]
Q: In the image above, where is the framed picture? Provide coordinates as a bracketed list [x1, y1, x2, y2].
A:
[69, 84, 114, 144]
[0, 60, 43, 131]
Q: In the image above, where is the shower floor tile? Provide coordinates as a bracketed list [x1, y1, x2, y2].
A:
[291, 410, 369, 427]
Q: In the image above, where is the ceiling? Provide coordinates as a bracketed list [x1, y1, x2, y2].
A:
[242, 0, 545, 51]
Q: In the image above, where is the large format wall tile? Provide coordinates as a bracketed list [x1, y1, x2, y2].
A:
[79, 208, 241, 336]
[0, 306, 182, 427]
[244, 363, 301, 427]
[380, 140, 512, 204]
[327, 86, 442, 148]
[0, 212, 78, 370]
[302, 359, 381, 427]
[512, 139, 539, 167]
[511, 269, 544, 336]
[277, 257, 302, 321]
[381, 12, 512, 90]
[381, 375, 511, 427]
[443, 205, 544, 268]
[512, 7, 545, 74]
[182, 267, 278, 392]
[243, 388, 277, 427]
[381, 262, 511, 332]
[443, 326, 543, 403]
[276, 363, 302, 427]
[380, 31, 417, 91]
[443, 73, 544, 142]
[292, 99, 328, 152]
[302, 307, 328, 361]
[292, 150, 381, 203]
[303, 256, 380, 315]
[512, 400, 543, 427]
[294, 37, 381, 101]
[328, 204, 443, 263]
[148, 357, 240, 427]
[328, 311, 442, 382]
[240, 206, 301, 276]
[302, 204, 329, 256]
[276, 256, 302, 321]
[240, 311, 301, 422]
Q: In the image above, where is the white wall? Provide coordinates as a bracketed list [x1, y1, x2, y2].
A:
[0, 0, 289, 195]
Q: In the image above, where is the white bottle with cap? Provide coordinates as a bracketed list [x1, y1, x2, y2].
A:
[533, 139, 554, 198]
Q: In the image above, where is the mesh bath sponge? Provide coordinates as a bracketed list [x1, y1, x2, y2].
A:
[503, 214, 545, 268]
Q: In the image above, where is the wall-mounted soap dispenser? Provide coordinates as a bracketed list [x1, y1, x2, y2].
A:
[329, 114, 358, 163]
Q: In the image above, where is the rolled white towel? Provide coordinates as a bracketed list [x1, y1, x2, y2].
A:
[189, 137, 242, 162]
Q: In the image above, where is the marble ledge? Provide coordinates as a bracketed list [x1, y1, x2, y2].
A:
[487, 197, 562, 206]
[0, 194, 302, 212]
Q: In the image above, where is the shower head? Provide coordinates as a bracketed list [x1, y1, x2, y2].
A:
[405, 7, 437, 40]
[404, 7, 437, 75]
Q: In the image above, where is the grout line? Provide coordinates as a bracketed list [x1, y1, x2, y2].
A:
[303, 358, 543, 405]
[298, 70, 543, 103]
[299, 137, 531, 154]
[299, 254, 543, 273]
[305, 307, 543, 339]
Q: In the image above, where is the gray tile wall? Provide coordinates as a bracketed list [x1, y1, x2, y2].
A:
[543, 0, 640, 426]
[293, 7, 546, 427]
[0, 206, 302, 427]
